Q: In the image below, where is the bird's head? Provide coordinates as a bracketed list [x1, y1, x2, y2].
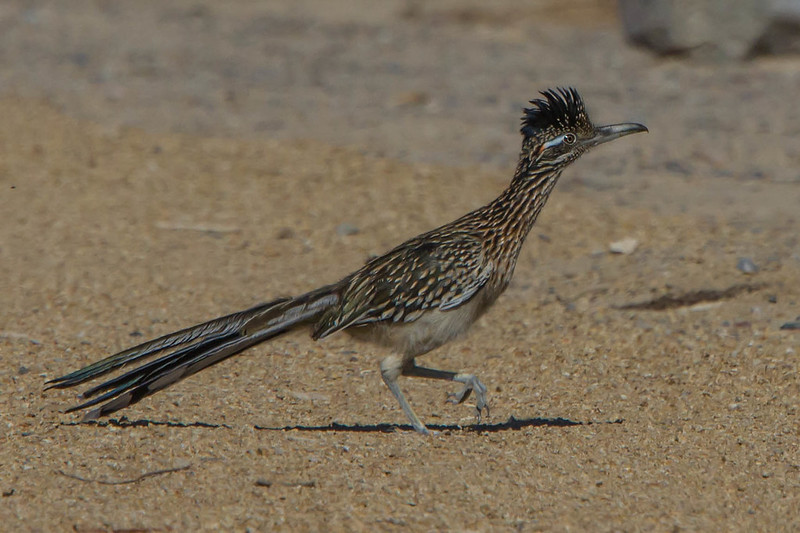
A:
[517, 87, 647, 174]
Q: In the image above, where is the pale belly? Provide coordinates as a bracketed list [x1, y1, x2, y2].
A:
[345, 296, 489, 357]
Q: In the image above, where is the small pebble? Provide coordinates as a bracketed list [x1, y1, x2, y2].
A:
[737, 257, 758, 274]
[392, 91, 430, 107]
[336, 222, 360, 236]
[664, 160, 691, 176]
[609, 237, 639, 255]
[276, 227, 295, 240]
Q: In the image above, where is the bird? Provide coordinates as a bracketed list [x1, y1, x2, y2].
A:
[47, 88, 647, 435]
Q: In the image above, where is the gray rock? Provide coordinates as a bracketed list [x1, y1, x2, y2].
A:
[619, 0, 800, 59]
[751, 0, 800, 56]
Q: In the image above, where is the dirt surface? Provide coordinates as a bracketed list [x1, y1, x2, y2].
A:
[2, 1, 800, 531]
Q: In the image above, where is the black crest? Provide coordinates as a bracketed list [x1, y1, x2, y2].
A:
[521, 87, 590, 138]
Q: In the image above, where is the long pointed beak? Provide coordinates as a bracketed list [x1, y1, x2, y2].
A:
[585, 123, 648, 148]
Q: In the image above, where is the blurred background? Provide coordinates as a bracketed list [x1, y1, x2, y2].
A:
[2, 0, 799, 194]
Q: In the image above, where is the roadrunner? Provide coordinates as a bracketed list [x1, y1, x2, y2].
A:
[48, 88, 647, 434]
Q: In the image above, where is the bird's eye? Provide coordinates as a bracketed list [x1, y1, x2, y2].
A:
[541, 133, 577, 151]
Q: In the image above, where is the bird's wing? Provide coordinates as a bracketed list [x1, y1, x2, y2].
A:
[312, 232, 491, 339]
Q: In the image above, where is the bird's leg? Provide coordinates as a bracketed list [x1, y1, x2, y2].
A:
[379, 355, 431, 435]
[402, 360, 489, 424]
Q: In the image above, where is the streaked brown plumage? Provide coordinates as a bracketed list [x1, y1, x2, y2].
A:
[47, 88, 647, 434]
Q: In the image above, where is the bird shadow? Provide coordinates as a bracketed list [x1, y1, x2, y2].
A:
[253, 415, 623, 434]
[61, 415, 623, 434]
[60, 417, 232, 429]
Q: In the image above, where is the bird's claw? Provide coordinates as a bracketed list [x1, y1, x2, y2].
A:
[446, 374, 489, 424]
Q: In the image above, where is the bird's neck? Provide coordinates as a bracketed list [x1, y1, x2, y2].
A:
[477, 167, 563, 289]
[487, 167, 563, 240]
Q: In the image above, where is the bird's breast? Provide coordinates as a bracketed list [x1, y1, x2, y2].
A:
[346, 296, 488, 357]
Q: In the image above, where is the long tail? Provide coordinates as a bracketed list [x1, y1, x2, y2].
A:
[47, 286, 340, 421]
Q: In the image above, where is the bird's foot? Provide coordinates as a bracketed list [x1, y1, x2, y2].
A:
[447, 373, 489, 423]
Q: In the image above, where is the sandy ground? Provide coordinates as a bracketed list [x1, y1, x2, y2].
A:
[2, 1, 800, 531]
